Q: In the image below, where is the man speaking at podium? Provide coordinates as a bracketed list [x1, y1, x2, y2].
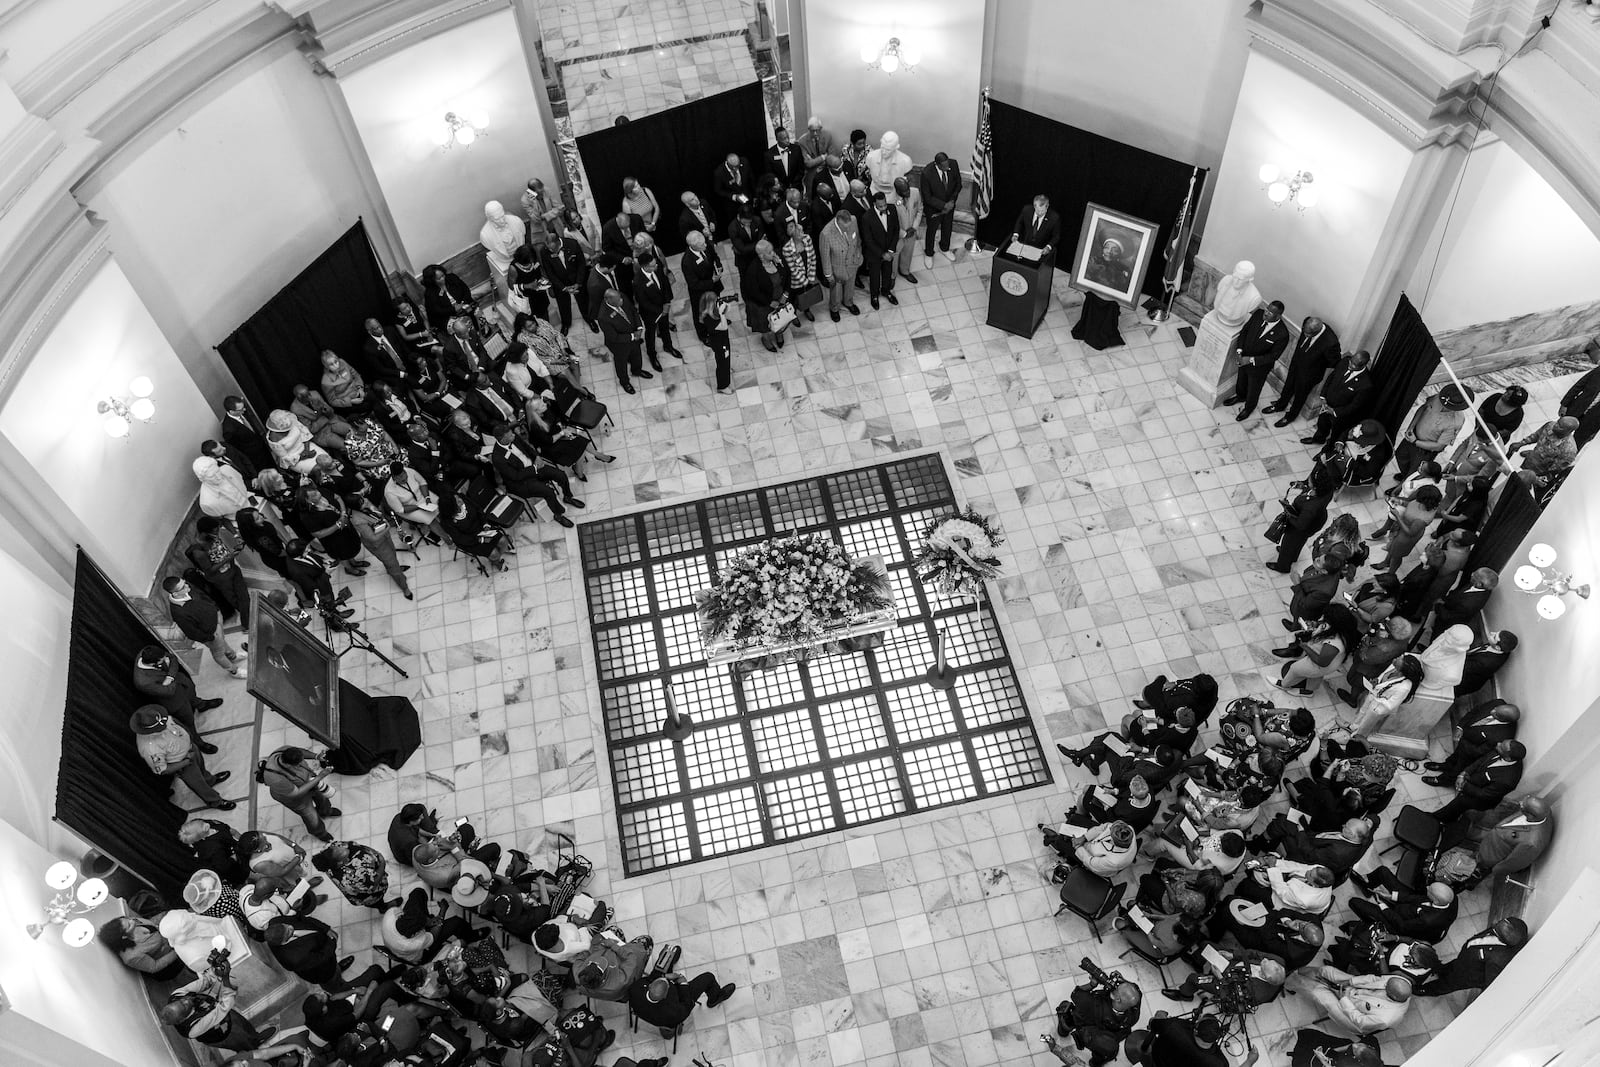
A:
[1010, 194, 1061, 254]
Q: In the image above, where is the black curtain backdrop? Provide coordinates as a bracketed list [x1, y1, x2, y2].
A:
[56, 550, 192, 901]
[974, 99, 1207, 301]
[215, 220, 393, 415]
[1466, 476, 1544, 576]
[1368, 294, 1444, 439]
[576, 82, 769, 257]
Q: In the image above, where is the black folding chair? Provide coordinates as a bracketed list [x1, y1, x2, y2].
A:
[1054, 867, 1125, 942]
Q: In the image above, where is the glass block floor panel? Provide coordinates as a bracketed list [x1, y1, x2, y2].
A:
[577, 457, 1051, 875]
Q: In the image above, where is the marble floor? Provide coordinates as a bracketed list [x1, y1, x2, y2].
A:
[179, 252, 1584, 1066]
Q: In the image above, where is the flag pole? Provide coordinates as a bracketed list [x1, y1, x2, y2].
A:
[1151, 165, 1199, 323]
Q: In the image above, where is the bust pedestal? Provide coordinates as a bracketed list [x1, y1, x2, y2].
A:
[1177, 312, 1239, 408]
[1369, 689, 1452, 759]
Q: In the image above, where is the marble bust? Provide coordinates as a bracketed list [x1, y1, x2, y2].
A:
[865, 131, 912, 201]
[478, 200, 526, 279]
[1208, 260, 1261, 330]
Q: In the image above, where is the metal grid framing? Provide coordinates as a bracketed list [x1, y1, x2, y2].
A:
[577, 455, 1053, 875]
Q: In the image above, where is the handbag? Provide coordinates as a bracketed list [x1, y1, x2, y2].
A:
[793, 283, 825, 310]
[768, 304, 797, 333]
[506, 289, 531, 315]
[1264, 513, 1288, 544]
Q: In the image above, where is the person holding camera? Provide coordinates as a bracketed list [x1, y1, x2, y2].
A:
[1054, 963, 1142, 1066]
[697, 289, 735, 394]
[1266, 481, 1334, 573]
[158, 951, 276, 1051]
[1124, 1013, 1228, 1067]
[257, 745, 339, 841]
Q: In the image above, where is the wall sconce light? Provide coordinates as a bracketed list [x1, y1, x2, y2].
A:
[434, 111, 489, 150]
[861, 37, 919, 75]
[25, 860, 109, 947]
[97, 375, 155, 439]
[1513, 542, 1590, 620]
[1259, 164, 1317, 211]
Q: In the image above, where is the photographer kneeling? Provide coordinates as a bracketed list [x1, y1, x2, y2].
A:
[1054, 959, 1142, 1066]
[1163, 949, 1286, 1009]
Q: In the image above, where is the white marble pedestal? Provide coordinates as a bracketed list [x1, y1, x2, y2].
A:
[1177, 313, 1239, 408]
[1369, 691, 1453, 759]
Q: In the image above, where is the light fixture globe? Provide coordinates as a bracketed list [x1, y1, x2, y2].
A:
[432, 126, 451, 148]
[62, 918, 96, 948]
[129, 397, 156, 422]
[128, 376, 154, 398]
[1513, 565, 1544, 592]
[1259, 163, 1281, 184]
[103, 414, 130, 439]
[76, 877, 109, 908]
[1529, 543, 1558, 568]
[45, 861, 77, 890]
[898, 41, 921, 66]
[455, 124, 476, 146]
[880, 51, 899, 73]
[468, 111, 489, 131]
[1267, 181, 1290, 204]
[1296, 185, 1319, 209]
[860, 42, 879, 63]
[1538, 594, 1566, 620]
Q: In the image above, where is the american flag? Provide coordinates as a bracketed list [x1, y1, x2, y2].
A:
[971, 89, 994, 220]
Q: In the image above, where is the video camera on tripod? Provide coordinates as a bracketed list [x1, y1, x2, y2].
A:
[1189, 959, 1257, 1016]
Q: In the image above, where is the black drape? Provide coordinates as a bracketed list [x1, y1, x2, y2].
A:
[56, 550, 191, 900]
[1466, 476, 1544, 576]
[215, 220, 392, 415]
[974, 99, 1206, 301]
[1368, 294, 1444, 438]
[576, 83, 769, 257]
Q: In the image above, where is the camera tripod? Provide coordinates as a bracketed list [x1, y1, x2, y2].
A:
[321, 607, 409, 678]
[1186, 1001, 1254, 1059]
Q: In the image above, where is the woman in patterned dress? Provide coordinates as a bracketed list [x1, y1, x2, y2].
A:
[312, 839, 393, 910]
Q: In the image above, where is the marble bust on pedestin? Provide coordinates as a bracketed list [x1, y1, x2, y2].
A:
[865, 131, 912, 201]
[1208, 260, 1262, 330]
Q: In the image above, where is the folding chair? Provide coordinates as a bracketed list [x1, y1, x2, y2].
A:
[1054, 867, 1125, 942]
[1379, 804, 1442, 859]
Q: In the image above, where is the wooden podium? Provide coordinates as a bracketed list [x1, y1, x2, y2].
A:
[986, 245, 1054, 338]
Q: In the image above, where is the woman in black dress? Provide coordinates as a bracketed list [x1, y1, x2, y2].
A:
[439, 490, 510, 572]
[237, 506, 291, 579]
[507, 245, 550, 322]
[394, 298, 438, 354]
[524, 391, 591, 470]
[741, 239, 792, 352]
[295, 484, 370, 576]
[421, 264, 477, 334]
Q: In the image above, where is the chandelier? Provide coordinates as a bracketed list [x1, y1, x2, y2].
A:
[861, 37, 920, 75]
[434, 110, 489, 150]
[26, 861, 110, 946]
[1513, 542, 1589, 620]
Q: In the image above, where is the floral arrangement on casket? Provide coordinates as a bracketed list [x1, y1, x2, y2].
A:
[913, 509, 1004, 598]
[697, 533, 894, 650]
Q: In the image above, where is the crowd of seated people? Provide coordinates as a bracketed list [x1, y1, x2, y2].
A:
[175, 288, 617, 650]
[1037, 661, 1548, 1064]
[104, 791, 727, 1067]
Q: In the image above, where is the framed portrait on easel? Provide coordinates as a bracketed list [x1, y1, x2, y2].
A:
[1067, 203, 1160, 308]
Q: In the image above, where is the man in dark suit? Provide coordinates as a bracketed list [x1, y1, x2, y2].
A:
[1303, 349, 1376, 445]
[1223, 300, 1290, 420]
[1254, 815, 1372, 882]
[491, 425, 577, 527]
[442, 411, 493, 473]
[600, 210, 645, 289]
[858, 192, 900, 311]
[1010, 194, 1061, 252]
[201, 438, 257, 482]
[680, 231, 722, 343]
[460, 372, 517, 429]
[809, 155, 853, 203]
[1429, 740, 1525, 824]
[1414, 919, 1526, 997]
[1455, 630, 1516, 697]
[775, 186, 811, 242]
[263, 915, 354, 990]
[133, 644, 220, 753]
[920, 152, 963, 263]
[539, 231, 589, 334]
[1218, 909, 1324, 973]
[1427, 568, 1497, 637]
[1264, 317, 1341, 426]
[766, 127, 806, 187]
[361, 318, 411, 386]
[712, 151, 753, 220]
[586, 255, 628, 324]
[598, 286, 647, 394]
[220, 396, 273, 474]
[439, 318, 491, 388]
[1559, 363, 1600, 449]
[1425, 700, 1519, 779]
[677, 192, 719, 257]
[1347, 880, 1458, 944]
[632, 249, 679, 368]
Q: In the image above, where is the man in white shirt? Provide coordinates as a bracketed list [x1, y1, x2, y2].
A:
[1070, 821, 1138, 878]
[1248, 856, 1335, 915]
